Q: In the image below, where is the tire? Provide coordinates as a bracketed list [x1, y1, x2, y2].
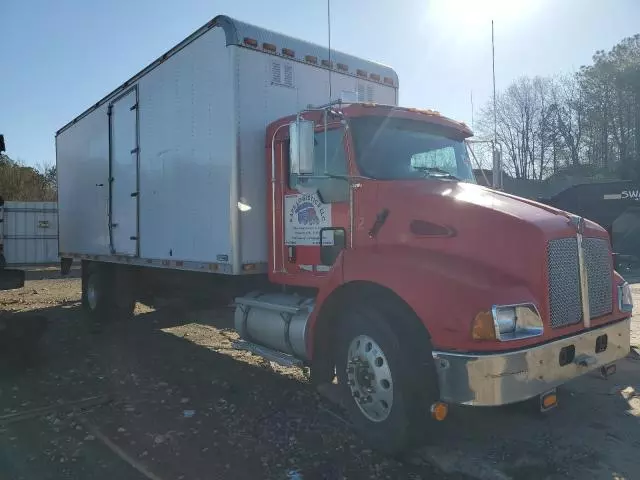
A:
[83, 264, 113, 322]
[82, 263, 136, 322]
[335, 303, 439, 454]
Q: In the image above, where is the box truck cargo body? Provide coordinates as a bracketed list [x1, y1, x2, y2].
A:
[56, 16, 398, 274]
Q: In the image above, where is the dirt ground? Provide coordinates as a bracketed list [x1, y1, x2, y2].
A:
[0, 269, 639, 480]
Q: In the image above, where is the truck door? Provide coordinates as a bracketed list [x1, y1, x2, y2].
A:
[108, 88, 139, 256]
[283, 123, 351, 277]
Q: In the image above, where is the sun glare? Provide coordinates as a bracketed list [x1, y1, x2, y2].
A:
[426, 0, 539, 37]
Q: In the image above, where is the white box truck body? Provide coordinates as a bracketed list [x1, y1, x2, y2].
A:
[56, 15, 398, 275]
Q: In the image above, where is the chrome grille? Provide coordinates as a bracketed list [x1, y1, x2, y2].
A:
[584, 238, 613, 319]
[547, 237, 613, 328]
[547, 238, 582, 328]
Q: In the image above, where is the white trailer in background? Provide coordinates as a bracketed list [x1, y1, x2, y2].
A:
[0, 202, 58, 266]
[56, 15, 398, 275]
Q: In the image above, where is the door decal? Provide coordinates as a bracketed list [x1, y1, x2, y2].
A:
[284, 193, 332, 246]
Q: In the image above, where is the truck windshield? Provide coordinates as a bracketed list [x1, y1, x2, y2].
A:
[350, 116, 475, 183]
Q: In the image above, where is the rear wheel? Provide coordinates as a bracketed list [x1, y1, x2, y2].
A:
[336, 303, 439, 454]
[83, 264, 112, 322]
[82, 263, 136, 322]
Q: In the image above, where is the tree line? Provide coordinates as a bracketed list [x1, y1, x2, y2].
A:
[0, 153, 56, 201]
[477, 34, 640, 180]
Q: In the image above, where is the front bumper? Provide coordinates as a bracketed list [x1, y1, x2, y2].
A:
[432, 318, 630, 406]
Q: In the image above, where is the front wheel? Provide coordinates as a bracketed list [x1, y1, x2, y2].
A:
[336, 304, 439, 454]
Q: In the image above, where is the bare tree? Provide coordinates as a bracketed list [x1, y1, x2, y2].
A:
[549, 75, 585, 168]
[478, 76, 557, 179]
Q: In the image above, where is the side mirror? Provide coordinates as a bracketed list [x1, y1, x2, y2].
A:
[0, 134, 5, 153]
[289, 119, 314, 175]
[320, 227, 346, 266]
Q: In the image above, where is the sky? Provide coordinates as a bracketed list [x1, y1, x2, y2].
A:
[1, 0, 640, 168]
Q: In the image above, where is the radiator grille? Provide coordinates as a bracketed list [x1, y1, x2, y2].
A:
[547, 237, 612, 328]
[584, 238, 613, 319]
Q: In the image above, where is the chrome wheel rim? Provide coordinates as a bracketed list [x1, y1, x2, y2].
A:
[87, 275, 99, 311]
[346, 334, 393, 422]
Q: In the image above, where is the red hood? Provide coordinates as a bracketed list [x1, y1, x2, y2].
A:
[370, 181, 608, 286]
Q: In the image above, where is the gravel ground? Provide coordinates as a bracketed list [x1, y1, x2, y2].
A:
[0, 269, 639, 480]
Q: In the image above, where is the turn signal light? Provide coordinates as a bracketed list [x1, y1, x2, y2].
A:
[471, 311, 496, 340]
[540, 390, 558, 411]
[430, 402, 449, 421]
[542, 393, 557, 409]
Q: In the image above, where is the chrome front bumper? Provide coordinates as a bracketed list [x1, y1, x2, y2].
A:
[432, 318, 631, 406]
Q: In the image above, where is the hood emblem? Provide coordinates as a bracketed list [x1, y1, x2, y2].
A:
[569, 215, 585, 235]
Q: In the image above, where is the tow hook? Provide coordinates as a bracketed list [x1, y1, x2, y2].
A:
[574, 354, 597, 367]
[600, 363, 617, 379]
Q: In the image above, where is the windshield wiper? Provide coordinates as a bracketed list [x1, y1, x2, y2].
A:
[413, 167, 460, 181]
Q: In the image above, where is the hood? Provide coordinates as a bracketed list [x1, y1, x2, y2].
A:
[371, 180, 608, 285]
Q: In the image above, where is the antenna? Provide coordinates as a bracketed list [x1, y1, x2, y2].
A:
[491, 19, 502, 190]
[491, 20, 497, 146]
[470, 90, 474, 130]
[324, 0, 331, 175]
[327, 0, 332, 102]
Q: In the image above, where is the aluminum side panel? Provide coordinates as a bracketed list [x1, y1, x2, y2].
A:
[137, 27, 234, 263]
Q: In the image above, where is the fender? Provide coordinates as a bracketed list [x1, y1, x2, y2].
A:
[307, 245, 540, 356]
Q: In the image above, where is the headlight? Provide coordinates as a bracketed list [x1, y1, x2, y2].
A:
[494, 307, 516, 334]
[491, 304, 544, 341]
[618, 282, 633, 313]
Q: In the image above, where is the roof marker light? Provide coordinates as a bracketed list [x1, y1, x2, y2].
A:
[244, 37, 258, 48]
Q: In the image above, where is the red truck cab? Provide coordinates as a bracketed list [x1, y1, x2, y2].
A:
[237, 102, 633, 452]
